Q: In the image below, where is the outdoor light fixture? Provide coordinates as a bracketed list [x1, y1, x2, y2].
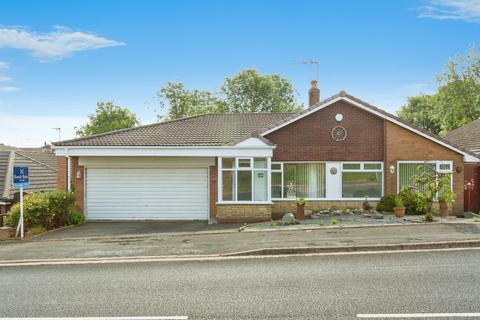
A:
[76, 170, 82, 179]
[389, 165, 395, 174]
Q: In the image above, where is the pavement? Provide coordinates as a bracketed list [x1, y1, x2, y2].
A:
[0, 222, 479, 262]
[1, 249, 479, 319]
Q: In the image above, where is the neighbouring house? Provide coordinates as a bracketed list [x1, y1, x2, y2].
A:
[53, 82, 480, 222]
[445, 119, 480, 213]
[0, 145, 57, 218]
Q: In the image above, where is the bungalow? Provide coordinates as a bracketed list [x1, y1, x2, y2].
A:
[53, 82, 479, 222]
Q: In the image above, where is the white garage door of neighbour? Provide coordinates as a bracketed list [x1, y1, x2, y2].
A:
[85, 168, 208, 220]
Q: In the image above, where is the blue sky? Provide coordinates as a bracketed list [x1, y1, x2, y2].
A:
[0, 0, 479, 146]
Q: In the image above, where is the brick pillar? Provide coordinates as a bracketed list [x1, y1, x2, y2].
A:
[71, 157, 84, 213]
[56, 156, 68, 191]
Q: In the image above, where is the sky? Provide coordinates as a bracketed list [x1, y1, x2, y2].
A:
[0, 0, 479, 147]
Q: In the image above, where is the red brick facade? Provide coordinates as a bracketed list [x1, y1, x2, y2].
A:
[56, 156, 84, 213]
[266, 100, 385, 161]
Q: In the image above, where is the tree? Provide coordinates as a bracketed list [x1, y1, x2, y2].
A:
[397, 95, 442, 135]
[157, 69, 302, 120]
[157, 83, 227, 120]
[398, 47, 480, 135]
[76, 101, 139, 137]
[221, 69, 302, 113]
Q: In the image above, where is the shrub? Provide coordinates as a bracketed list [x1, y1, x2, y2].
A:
[376, 194, 397, 212]
[393, 196, 404, 208]
[67, 211, 85, 225]
[399, 188, 426, 215]
[5, 190, 75, 229]
[331, 219, 337, 225]
[28, 225, 46, 235]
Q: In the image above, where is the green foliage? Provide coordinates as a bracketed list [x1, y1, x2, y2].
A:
[331, 219, 337, 225]
[376, 194, 397, 212]
[5, 190, 75, 230]
[393, 195, 404, 208]
[296, 197, 306, 206]
[424, 212, 434, 222]
[398, 47, 480, 135]
[157, 82, 228, 120]
[76, 101, 139, 137]
[67, 211, 85, 225]
[221, 69, 303, 113]
[157, 69, 302, 120]
[28, 225, 46, 236]
[399, 187, 427, 215]
[398, 95, 441, 135]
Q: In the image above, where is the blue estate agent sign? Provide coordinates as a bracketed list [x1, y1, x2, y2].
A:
[13, 166, 29, 189]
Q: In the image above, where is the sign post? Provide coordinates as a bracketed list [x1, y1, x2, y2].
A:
[12, 166, 29, 239]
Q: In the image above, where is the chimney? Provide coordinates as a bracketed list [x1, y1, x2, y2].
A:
[308, 80, 320, 106]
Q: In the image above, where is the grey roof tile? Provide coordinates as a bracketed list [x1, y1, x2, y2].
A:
[53, 113, 293, 147]
[444, 119, 480, 154]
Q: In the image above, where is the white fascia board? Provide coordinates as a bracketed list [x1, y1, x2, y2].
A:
[261, 96, 480, 163]
[54, 146, 273, 157]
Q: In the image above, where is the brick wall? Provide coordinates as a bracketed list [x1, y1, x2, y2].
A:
[384, 121, 464, 215]
[56, 156, 67, 191]
[216, 204, 272, 222]
[272, 200, 378, 219]
[71, 157, 84, 213]
[56, 156, 84, 213]
[265, 100, 384, 161]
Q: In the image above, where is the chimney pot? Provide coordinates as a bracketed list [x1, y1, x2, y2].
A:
[308, 80, 320, 106]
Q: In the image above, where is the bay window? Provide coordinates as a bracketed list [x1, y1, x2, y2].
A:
[219, 157, 269, 202]
[341, 162, 383, 198]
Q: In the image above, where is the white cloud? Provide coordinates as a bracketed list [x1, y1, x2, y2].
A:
[0, 61, 8, 69]
[419, 0, 480, 23]
[0, 26, 125, 62]
[0, 75, 12, 82]
[0, 86, 19, 93]
[0, 113, 86, 147]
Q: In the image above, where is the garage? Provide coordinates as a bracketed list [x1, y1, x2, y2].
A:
[85, 168, 209, 220]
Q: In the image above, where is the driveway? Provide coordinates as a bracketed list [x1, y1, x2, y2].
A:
[37, 221, 243, 240]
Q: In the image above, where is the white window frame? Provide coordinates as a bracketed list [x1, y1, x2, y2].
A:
[218, 157, 272, 204]
[340, 161, 384, 200]
[396, 160, 454, 197]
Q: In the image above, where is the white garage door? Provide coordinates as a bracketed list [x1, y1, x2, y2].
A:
[85, 168, 208, 220]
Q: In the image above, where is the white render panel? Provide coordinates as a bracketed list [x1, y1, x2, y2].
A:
[85, 168, 208, 220]
[325, 162, 341, 199]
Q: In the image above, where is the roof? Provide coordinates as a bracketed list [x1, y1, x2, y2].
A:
[52, 91, 479, 162]
[53, 113, 293, 147]
[257, 91, 479, 161]
[444, 119, 480, 155]
[0, 148, 57, 201]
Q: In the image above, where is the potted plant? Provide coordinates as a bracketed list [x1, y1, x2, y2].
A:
[363, 196, 373, 213]
[393, 195, 405, 218]
[296, 198, 306, 220]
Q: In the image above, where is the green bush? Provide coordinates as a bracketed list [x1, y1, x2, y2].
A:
[67, 211, 85, 225]
[393, 195, 404, 208]
[376, 194, 397, 212]
[5, 190, 75, 230]
[399, 188, 426, 215]
[28, 225, 47, 235]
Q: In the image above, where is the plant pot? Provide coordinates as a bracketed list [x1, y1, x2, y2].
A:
[296, 204, 305, 220]
[394, 207, 405, 218]
[439, 200, 449, 217]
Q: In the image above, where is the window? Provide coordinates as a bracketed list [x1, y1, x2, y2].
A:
[271, 162, 326, 199]
[220, 157, 268, 202]
[398, 161, 453, 197]
[341, 162, 383, 198]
